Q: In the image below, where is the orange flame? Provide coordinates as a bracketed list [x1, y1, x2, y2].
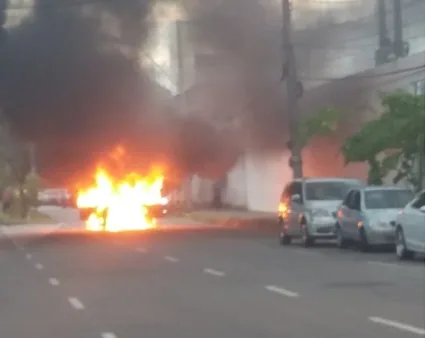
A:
[76, 168, 165, 232]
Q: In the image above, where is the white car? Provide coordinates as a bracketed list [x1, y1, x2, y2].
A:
[394, 190, 425, 259]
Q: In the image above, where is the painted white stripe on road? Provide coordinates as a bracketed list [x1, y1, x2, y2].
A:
[68, 297, 85, 310]
[101, 333, 117, 338]
[367, 261, 399, 268]
[204, 268, 225, 277]
[49, 278, 60, 286]
[369, 317, 425, 336]
[164, 256, 179, 263]
[135, 247, 146, 253]
[35, 263, 44, 270]
[265, 285, 299, 298]
[26, 253, 32, 260]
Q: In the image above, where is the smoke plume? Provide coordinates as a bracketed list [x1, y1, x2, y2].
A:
[0, 0, 240, 187]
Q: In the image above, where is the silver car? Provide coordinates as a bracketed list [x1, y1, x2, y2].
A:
[394, 190, 425, 260]
[335, 186, 414, 251]
[279, 177, 364, 247]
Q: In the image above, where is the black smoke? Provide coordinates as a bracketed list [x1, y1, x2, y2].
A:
[0, 0, 241, 187]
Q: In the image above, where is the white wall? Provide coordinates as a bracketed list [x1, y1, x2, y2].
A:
[244, 151, 292, 212]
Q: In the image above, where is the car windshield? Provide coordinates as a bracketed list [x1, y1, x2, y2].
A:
[364, 189, 413, 209]
[305, 181, 358, 201]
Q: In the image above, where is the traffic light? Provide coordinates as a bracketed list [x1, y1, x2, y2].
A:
[0, 0, 6, 47]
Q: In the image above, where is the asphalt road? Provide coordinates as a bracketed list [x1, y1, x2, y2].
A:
[1, 207, 424, 338]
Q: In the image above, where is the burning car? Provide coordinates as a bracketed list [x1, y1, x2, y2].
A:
[76, 168, 167, 232]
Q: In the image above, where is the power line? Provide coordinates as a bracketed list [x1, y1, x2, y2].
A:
[300, 64, 425, 81]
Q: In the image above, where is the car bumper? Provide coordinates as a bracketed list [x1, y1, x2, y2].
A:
[308, 217, 337, 238]
[366, 228, 396, 245]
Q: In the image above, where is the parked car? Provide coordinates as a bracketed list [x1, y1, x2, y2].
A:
[335, 186, 414, 251]
[278, 177, 364, 247]
[38, 188, 71, 207]
[394, 190, 425, 260]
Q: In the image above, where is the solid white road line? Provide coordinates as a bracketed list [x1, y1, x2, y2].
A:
[35, 263, 44, 270]
[135, 247, 147, 253]
[68, 297, 85, 310]
[49, 278, 60, 286]
[369, 317, 425, 336]
[204, 268, 225, 277]
[164, 256, 179, 263]
[265, 285, 299, 298]
[367, 261, 400, 269]
[101, 333, 118, 338]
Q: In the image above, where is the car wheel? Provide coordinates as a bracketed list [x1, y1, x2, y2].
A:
[359, 229, 371, 252]
[335, 224, 348, 249]
[395, 227, 413, 260]
[278, 219, 292, 245]
[301, 223, 314, 247]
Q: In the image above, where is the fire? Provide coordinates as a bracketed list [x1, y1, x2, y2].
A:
[76, 168, 165, 232]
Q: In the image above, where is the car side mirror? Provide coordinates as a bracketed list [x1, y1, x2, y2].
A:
[291, 194, 301, 202]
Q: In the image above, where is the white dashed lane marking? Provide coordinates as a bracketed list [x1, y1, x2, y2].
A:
[204, 268, 225, 277]
[367, 261, 400, 268]
[26, 253, 32, 260]
[101, 333, 118, 338]
[35, 263, 44, 270]
[369, 317, 425, 336]
[164, 256, 179, 263]
[265, 285, 299, 298]
[49, 278, 60, 286]
[68, 297, 85, 310]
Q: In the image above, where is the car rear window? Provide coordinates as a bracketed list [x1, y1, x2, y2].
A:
[364, 189, 413, 209]
[305, 181, 360, 201]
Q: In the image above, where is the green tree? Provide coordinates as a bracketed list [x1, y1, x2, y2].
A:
[297, 107, 342, 148]
[342, 92, 425, 189]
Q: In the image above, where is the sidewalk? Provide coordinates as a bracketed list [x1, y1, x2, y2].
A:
[0, 223, 64, 238]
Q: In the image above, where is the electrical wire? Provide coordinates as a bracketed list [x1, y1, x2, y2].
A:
[300, 64, 425, 82]
[292, 0, 424, 47]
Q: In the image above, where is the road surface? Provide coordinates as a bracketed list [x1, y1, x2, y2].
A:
[1, 207, 424, 338]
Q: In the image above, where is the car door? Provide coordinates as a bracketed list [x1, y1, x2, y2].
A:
[344, 189, 362, 239]
[337, 190, 354, 237]
[349, 190, 364, 240]
[406, 192, 425, 252]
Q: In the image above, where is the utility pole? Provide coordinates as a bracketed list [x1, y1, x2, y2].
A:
[375, 0, 393, 66]
[176, 20, 192, 208]
[282, 0, 303, 178]
[393, 0, 408, 58]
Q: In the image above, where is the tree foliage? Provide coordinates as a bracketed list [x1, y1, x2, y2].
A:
[297, 107, 342, 148]
[342, 91, 425, 188]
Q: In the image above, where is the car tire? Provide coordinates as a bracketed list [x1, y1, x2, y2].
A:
[279, 231, 292, 245]
[395, 227, 413, 260]
[359, 228, 371, 253]
[278, 219, 292, 245]
[335, 224, 348, 249]
[301, 223, 314, 247]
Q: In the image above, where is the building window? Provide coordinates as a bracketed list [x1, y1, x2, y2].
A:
[413, 79, 425, 95]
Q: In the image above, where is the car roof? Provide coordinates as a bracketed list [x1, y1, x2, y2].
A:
[362, 185, 413, 192]
[293, 177, 364, 184]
